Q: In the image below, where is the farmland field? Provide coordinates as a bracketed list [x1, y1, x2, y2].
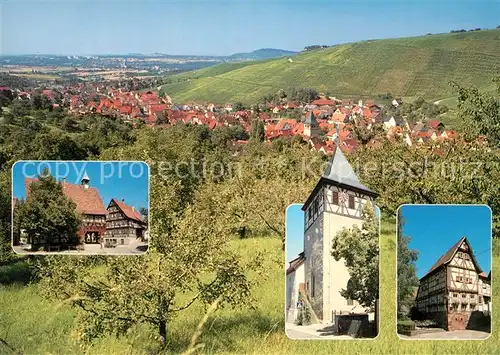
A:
[160, 29, 500, 105]
[1, 219, 498, 354]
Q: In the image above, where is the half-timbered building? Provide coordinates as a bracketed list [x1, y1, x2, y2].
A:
[416, 236, 491, 330]
[106, 198, 147, 245]
[301, 144, 378, 324]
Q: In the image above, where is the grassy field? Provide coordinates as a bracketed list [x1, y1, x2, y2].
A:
[1, 220, 498, 354]
[160, 29, 500, 105]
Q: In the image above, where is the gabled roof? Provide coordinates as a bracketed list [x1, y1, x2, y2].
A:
[428, 120, 444, 129]
[25, 177, 107, 216]
[110, 198, 144, 223]
[421, 236, 483, 280]
[286, 252, 305, 275]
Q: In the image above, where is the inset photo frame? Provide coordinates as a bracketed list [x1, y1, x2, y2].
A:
[285, 145, 381, 340]
[12, 160, 150, 255]
[397, 204, 492, 340]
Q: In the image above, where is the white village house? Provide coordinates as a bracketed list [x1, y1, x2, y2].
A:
[287, 143, 379, 327]
[285, 252, 305, 323]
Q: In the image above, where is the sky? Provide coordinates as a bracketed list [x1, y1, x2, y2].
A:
[12, 161, 149, 212]
[400, 205, 492, 279]
[286, 204, 304, 263]
[286, 202, 381, 263]
[1, 1, 499, 56]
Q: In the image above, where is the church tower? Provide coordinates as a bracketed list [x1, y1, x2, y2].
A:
[303, 111, 320, 139]
[301, 144, 378, 323]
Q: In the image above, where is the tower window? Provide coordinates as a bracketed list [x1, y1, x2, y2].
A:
[331, 191, 339, 205]
[311, 274, 315, 298]
[348, 195, 355, 209]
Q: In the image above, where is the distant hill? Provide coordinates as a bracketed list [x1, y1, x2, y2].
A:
[227, 48, 298, 61]
[160, 29, 500, 104]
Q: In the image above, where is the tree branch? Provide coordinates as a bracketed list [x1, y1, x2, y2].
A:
[0, 337, 21, 354]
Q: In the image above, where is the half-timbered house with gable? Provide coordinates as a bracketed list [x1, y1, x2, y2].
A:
[106, 198, 147, 245]
[416, 236, 491, 331]
[301, 144, 379, 325]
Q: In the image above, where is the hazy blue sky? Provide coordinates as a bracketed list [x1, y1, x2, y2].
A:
[2, 1, 499, 55]
[286, 204, 304, 263]
[286, 202, 381, 263]
[13, 161, 149, 212]
[401, 205, 491, 279]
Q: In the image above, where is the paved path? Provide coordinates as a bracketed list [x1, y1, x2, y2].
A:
[285, 323, 356, 340]
[399, 329, 490, 340]
[13, 241, 149, 255]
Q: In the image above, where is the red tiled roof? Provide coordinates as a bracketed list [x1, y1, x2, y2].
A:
[428, 120, 443, 129]
[292, 122, 304, 135]
[442, 130, 457, 139]
[312, 99, 334, 106]
[111, 198, 144, 223]
[25, 178, 107, 216]
[120, 105, 133, 115]
[150, 104, 167, 113]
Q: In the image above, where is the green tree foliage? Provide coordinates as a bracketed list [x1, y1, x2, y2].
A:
[0, 170, 13, 263]
[295, 293, 312, 326]
[351, 118, 385, 145]
[396, 210, 419, 319]
[261, 87, 319, 105]
[19, 170, 81, 251]
[233, 102, 245, 111]
[451, 77, 500, 145]
[352, 139, 500, 238]
[249, 119, 265, 143]
[33, 127, 261, 344]
[331, 204, 379, 311]
[211, 124, 249, 148]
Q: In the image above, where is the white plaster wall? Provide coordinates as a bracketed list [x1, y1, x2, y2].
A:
[286, 264, 305, 323]
[322, 211, 364, 322]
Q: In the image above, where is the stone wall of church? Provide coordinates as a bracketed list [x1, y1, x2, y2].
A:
[304, 215, 324, 320]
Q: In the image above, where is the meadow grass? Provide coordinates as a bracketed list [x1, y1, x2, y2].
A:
[160, 29, 500, 105]
[1, 221, 498, 354]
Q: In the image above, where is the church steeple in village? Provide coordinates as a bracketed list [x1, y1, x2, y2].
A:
[303, 111, 320, 139]
[300, 141, 378, 324]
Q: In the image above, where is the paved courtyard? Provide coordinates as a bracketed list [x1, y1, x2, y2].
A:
[13, 239, 149, 255]
[399, 329, 490, 340]
[285, 323, 366, 340]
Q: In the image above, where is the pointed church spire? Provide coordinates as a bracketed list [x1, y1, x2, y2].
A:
[323, 143, 376, 195]
[304, 111, 318, 125]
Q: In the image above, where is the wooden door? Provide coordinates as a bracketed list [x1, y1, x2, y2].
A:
[449, 312, 466, 330]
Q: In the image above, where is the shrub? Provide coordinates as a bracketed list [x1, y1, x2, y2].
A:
[397, 319, 415, 335]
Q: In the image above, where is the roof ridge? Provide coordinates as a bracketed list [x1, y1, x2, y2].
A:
[422, 236, 481, 279]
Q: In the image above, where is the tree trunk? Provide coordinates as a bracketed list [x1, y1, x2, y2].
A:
[159, 320, 167, 345]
